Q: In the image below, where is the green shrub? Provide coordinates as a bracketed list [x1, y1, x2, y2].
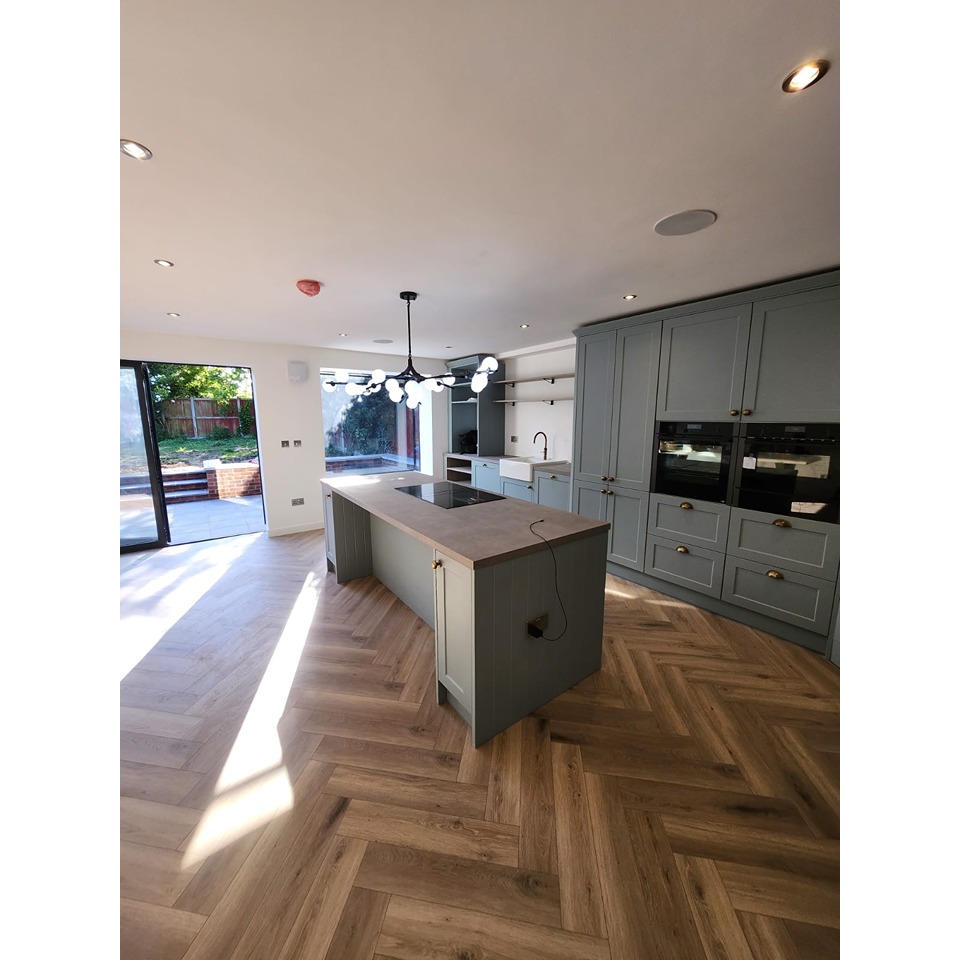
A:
[210, 425, 233, 440]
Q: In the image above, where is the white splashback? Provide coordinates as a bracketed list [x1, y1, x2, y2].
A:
[498, 340, 576, 461]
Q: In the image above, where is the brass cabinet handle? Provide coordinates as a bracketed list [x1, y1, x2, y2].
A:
[326, 494, 331, 498]
[766, 569, 784, 579]
[679, 501, 693, 510]
[549, 474, 557, 479]
[729, 409, 740, 416]
[676, 545, 689, 554]
[527, 485, 533, 489]
[742, 409, 752, 416]
[772, 518, 791, 528]
[431, 560, 442, 569]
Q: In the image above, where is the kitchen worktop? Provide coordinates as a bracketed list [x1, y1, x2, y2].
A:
[321, 471, 607, 569]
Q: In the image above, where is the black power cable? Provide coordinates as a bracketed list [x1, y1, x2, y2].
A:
[527, 519, 569, 642]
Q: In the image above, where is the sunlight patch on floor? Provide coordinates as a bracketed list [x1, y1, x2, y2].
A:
[180, 571, 320, 868]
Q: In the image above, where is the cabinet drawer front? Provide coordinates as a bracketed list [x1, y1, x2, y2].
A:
[644, 535, 724, 598]
[501, 478, 535, 501]
[727, 508, 839, 580]
[647, 494, 730, 548]
[535, 474, 570, 511]
[722, 557, 836, 635]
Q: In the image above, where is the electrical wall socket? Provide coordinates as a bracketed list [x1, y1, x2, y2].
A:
[281, 440, 290, 447]
[510, 435, 518, 443]
[291, 497, 304, 506]
[293, 439, 301, 446]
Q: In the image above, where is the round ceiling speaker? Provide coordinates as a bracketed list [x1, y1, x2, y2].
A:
[654, 210, 717, 236]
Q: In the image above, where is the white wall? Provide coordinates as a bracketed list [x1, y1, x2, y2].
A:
[120, 329, 448, 537]
[497, 339, 577, 461]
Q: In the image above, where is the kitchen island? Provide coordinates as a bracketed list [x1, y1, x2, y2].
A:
[321, 471, 610, 745]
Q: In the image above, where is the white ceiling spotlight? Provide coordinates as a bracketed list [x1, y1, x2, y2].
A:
[654, 210, 717, 236]
[120, 139, 152, 160]
[782, 60, 830, 93]
[623, 294, 637, 301]
[154, 259, 175, 267]
[322, 292, 498, 409]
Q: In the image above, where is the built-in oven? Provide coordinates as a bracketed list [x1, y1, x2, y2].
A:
[733, 423, 840, 523]
[653, 421, 739, 505]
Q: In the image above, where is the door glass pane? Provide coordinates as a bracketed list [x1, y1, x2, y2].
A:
[120, 367, 161, 548]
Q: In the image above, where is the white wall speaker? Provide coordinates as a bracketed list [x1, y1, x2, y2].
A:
[287, 361, 308, 382]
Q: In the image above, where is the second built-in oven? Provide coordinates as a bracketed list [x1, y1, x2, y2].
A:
[653, 421, 739, 505]
[733, 422, 840, 523]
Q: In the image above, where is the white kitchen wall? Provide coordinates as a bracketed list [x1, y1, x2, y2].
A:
[497, 339, 577, 461]
[120, 329, 448, 537]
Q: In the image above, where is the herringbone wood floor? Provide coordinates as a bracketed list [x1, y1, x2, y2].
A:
[120, 530, 840, 960]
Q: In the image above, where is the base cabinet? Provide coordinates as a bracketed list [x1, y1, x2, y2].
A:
[644, 535, 725, 598]
[535, 471, 570, 511]
[471, 458, 503, 493]
[721, 556, 837, 636]
[574, 481, 647, 572]
[501, 477, 535, 501]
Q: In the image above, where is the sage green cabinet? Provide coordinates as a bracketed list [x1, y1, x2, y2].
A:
[471, 458, 503, 493]
[657, 305, 752, 421]
[644, 535, 725, 599]
[656, 285, 839, 423]
[501, 477, 535, 501]
[323, 490, 336, 568]
[573, 323, 660, 491]
[573, 481, 647, 572]
[647, 494, 730, 551]
[535, 471, 570, 511]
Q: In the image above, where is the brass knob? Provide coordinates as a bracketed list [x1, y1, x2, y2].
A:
[676, 545, 689, 554]
[680, 501, 693, 510]
[766, 570, 784, 579]
[549, 474, 557, 479]
[742, 409, 752, 416]
[527, 485, 533, 489]
[729, 409, 740, 416]
[431, 560, 442, 569]
[326, 494, 331, 498]
[772, 518, 791, 528]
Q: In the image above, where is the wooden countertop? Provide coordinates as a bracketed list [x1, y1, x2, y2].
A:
[321, 472, 608, 569]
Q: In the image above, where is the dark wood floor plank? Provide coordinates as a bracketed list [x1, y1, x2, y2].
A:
[322, 886, 390, 960]
[736, 912, 803, 960]
[354, 841, 562, 929]
[376, 895, 611, 960]
[551, 742, 607, 938]
[519, 716, 559, 874]
[584, 771, 658, 960]
[338, 798, 519, 866]
[120, 898, 206, 960]
[716, 861, 840, 929]
[673, 855, 757, 960]
[325, 765, 489, 819]
[486, 718, 523, 825]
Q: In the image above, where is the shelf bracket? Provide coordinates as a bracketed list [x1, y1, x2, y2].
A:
[542, 400, 555, 405]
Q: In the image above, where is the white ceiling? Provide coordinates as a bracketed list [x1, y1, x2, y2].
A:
[120, 0, 839, 361]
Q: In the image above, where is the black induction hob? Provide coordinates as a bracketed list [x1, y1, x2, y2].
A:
[395, 481, 506, 509]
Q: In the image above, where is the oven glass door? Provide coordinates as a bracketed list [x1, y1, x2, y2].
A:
[737, 440, 839, 521]
[655, 438, 733, 503]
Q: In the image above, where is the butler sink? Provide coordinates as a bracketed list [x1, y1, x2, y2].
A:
[499, 457, 569, 482]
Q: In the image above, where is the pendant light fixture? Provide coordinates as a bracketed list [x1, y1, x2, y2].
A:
[322, 292, 498, 409]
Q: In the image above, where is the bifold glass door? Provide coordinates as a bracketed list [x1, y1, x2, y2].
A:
[120, 361, 168, 551]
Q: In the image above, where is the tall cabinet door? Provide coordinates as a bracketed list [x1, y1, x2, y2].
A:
[742, 286, 840, 422]
[656, 305, 753, 421]
[572, 331, 617, 483]
[434, 551, 474, 714]
[609, 323, 661, 491]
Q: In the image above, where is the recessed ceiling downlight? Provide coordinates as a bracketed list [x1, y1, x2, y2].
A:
[623, 294, 637, 301]
[654, 210, 717, 236]
[120, 139, 152, 160]
[373, 339, 394, 344]
[782, 60, 829, 93]
[166, 312, 180, 317]
[154, 259, 174, 267]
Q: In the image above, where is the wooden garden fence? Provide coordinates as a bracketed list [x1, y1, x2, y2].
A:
[159, 398, 257, 438]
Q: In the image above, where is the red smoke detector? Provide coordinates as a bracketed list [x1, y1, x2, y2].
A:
[296, 279, 323, 297]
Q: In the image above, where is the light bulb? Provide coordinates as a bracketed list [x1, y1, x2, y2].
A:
[334, 368, 349, 383]
[388, 388, 404, 403]
[478, 356, 499, 373]
[406, 395, 420, 409]
[405, 380, 423, 399]
[371, 369, 386, 384]
[471, 372, 488, 393]
[441, 375, 456, 386]
[322, 381, 337, 393]
[345, 382, 363, 396]
[385, 378, 399, 392]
